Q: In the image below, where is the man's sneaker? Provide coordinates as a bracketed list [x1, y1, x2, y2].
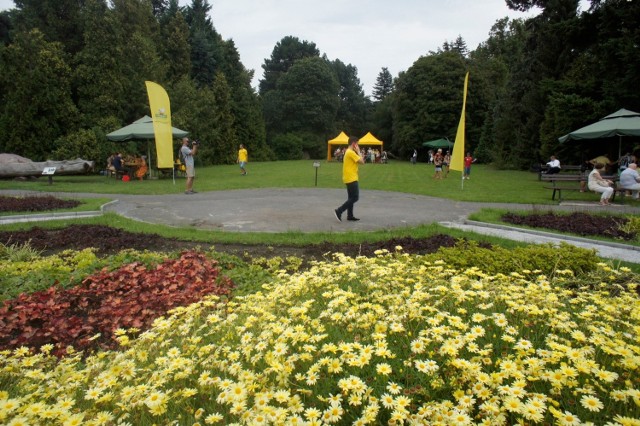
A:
[347, 217, 360, 221]
[334, 209, 342, 222]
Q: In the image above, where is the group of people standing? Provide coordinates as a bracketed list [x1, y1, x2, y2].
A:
[180, 137, 248, 195]
[431, 149, 476, 180]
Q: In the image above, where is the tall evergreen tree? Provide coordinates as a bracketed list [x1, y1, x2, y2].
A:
[210, 71, 239, 164]
[161, 10, 191, 84]
[74, 0, 128, 127]
[259, 36, 320, 95]
[331, 58, 370, 137]
[372, 67, 394, 102]
[0, 29, 78, 160]
[184, 0, 221, 87]
[12, 0, 84, 54]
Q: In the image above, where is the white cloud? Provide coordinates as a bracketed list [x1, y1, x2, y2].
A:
[211, 0, 540, 95]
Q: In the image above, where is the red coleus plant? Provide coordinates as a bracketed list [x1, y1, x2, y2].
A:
[0, 251, 234, 357]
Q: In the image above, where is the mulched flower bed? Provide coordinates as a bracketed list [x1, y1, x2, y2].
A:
[0, 195, 81, 212]
[501, 211, 635, 240]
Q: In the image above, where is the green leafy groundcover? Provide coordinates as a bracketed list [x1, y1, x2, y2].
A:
[0, 244, 639, 425]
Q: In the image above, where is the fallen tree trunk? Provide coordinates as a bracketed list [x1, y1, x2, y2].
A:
[0, 159, 95, 178]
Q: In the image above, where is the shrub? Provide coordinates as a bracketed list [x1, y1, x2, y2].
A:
[428, 240, 600, 277]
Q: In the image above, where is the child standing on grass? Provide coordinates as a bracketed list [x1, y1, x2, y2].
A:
[463, 152, 476, 179]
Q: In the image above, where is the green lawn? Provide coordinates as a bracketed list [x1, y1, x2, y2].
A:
[2, 160, 633, 206]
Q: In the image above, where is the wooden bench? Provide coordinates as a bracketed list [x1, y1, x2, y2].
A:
[614, 186, 638, 205]
[541, 174, 619, 202]
[537, 164, 583, 180]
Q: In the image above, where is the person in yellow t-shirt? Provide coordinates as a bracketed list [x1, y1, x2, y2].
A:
[237, 144, 248, 175]
[334, 137, 365, 222]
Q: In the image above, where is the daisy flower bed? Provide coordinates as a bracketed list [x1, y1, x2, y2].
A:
[0, 246, 639, 425]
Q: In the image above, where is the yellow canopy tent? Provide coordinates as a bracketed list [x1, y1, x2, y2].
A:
[358, 132, 383, 147]
[327, 131, 349, 160]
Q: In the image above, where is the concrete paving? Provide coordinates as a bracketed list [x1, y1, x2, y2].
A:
[1, 188, 639, 262]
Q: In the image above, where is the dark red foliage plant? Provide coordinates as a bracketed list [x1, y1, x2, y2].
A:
[0, 251, 234, 357]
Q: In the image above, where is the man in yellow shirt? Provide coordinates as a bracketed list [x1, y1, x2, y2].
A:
[237, 144, 248, 175]
[334, 137, 365, 222]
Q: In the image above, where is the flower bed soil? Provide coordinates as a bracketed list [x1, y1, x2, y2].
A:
[501, 211, 635, 240]
[0, 224, 466, 260]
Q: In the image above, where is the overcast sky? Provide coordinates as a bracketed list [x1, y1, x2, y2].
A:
[0, 0, 546, 96]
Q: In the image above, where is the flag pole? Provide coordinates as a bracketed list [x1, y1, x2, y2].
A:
[449, 72, 469, 189]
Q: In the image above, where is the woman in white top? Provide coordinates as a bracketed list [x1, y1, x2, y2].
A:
[588, 162, 614, 205]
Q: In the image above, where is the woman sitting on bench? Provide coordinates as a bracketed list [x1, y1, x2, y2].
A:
[588, 162, 614, 206]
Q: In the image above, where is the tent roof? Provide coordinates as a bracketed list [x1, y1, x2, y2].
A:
[422, 138, 453, 149]
[558, 108, 640, 143]
[106, 115, 189, 141]
[358, 131, 383, 145]
[328, 131, 349, 144]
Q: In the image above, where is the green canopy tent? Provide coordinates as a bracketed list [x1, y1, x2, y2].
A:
[422, 138, 453, 150]
[106, 115, 189, 173]
[558, 108, 640, 159]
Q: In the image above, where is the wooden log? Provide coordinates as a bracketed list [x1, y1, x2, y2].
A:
[0, 159, 95, 178]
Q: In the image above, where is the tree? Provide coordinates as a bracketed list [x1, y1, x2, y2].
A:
[12, 0, 84, 54]
[471, 18, 527, 164]
[110, 0, 166, 120]
[217, 38, 272, 161]
[264, 57, 339, 158]
[184, 0, 222, 87]
[160, 10, 191, 84]
[392, 51, 468, 158]
[0, 29, 79, 160]
[372, 67, 394, 102]
[330, 58, 370, 137]
[491, 0, 581, 168]
[259, 36, 320, 95]
[74, 0, 128, 128]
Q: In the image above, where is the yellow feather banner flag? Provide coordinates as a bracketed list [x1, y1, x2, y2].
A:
[145, 81, 174, 169]
[449, 72, 469, 173]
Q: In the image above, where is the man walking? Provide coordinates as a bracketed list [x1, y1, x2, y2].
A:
[237, 144, 248, 175]
[181, 137, 198, 194]
[334, 137, 365, 222]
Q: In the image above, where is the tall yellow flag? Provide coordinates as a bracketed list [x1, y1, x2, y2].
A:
[449, 72, 469, 172]
[145, 81, 174, 169]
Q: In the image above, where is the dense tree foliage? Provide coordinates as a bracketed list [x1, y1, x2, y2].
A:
[392, 51, 468, 158]
[0, 0, 638, 168]
[0, 0, 265, 167]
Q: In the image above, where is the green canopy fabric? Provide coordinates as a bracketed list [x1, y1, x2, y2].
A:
[422, 138, 453, 149]
[106, 115, 188, 141]
[558, 108, 640, 142]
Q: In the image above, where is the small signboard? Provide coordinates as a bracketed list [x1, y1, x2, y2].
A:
[42, 167, 56, 185]
[312, 162, 320, 186]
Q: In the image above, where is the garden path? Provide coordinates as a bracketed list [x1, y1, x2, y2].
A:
[1, 188, 639, 262]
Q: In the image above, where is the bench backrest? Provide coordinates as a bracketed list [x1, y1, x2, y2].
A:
[540, 174, 618, 182]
